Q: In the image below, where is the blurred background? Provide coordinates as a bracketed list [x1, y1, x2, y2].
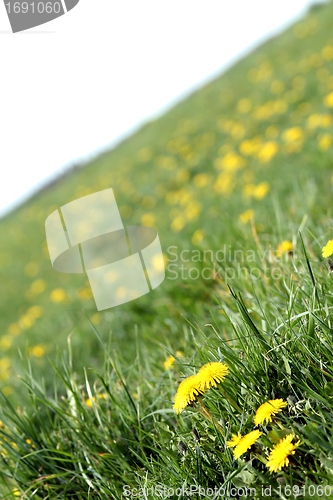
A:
[0, 0, 320, 216]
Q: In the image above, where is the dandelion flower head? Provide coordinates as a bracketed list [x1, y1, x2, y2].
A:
[322, 239, 333, 258]
[226, 433, 242, 449]
[233, 430, 262, 459]
[276, 240, 293, 257]
[173, 375, 202, 414]
[196, 362, 229, 392]
[254, 398, 287, 426]
[266, 434, 300, 472]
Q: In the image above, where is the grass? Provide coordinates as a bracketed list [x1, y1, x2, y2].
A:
[1, 1, 333, 498]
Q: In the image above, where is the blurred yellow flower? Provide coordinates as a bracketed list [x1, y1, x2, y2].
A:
[322, 45, 333, 61]
[232, 430, 262, 459]
[141, 213, 156, 226]
[226, 433, 242, 448]
[163, 351, 183, 370]
[239, 209, 254, 224]
[77, 287, 93, 300]
[137, 147, 153, 162]
[282, 127, 304, 143]
[30, 279, 46, 296]
[270, 80, 285, 95]
[214, 151, 245, 171]
[197, 362, 229, 392]
[173, 375, 202, 414]
[214, 172, 235, 195]
[322, 239, 333, 258]
[237, 98, 252, 114]
[253, 182, 270, 200]
[324, 91, 333, 108]
[306, 113, 332, 130]
[2, 386, 13, 397]
[91, 313, 101, 326]
[239, 137, 262, 156]
[30, 345, 45, 358]
[317, 134, 332, 151]
[0, 336, 13, 351]
[193, 173, 209, 187]
[171, 215, 186, 232]
[85, 393, 108, 407]
[276, 240, 294, 257]
[265, 125, 279, 139]
[24, 262, 39, 277]
[243, 183, 255, 198]
[27, 305, 44, 319]
[192, 229, 204, 245]
[50, 288, 66, 303]
[0, 358, 11, 382]
[19, 315, 34, 330]
[7, 323, 20, 336]
[185, 201, 201, 221]
[257, 142, 279, 163]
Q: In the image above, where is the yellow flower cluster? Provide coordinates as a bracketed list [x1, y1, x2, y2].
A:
[226, 398, 299, 472]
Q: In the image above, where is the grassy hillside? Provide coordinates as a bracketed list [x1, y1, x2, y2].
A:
[1, 2, 333, 497]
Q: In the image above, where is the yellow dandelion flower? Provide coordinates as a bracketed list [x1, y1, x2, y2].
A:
[171, 215, 186, 232]
[282, 127, 304, 143]
[324, 91, 333, 108]
[239, 209, 254, 224]
[214, 172, 235, 194]
[30, 345, 45, 358]
[85, 393, 108, 407]
[164, 351, 183, 370]
[141, 213, 156, 226]
[173, 375, 202, 414]
[226, 433, 242, 448]
[214, 151, 245, 171]
[237, 98, 252, 114]
[77, 287, 93, 300]
[322, 239, 333, 258]
[276, 240, 293, 257]
[85, 396, 96, 407]
[30, 279, 46, 295]
[253, 182, 270, 200]
[266, 434, 300, 472]
[318, 133, 333, 151]
[27, 305, 44, 319]
[257, 141, 279, 163]
[50, 288, 66, 303]
[254, 399, 288, 426]
[192, 229, 204, 245]
[7, 323, 20, 336]
[196, 362, 229, 392]
[233, 430, 262, 459]
[164, 356, 175, 369]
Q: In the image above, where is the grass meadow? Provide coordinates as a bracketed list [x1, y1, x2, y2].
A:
[1, 2, 333, 498]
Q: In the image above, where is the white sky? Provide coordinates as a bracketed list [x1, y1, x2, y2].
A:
[0, 0, 320, 216]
